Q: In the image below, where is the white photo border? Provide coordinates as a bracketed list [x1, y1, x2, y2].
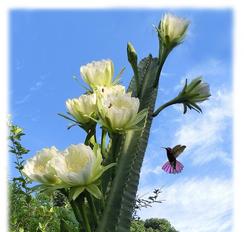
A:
[1, 1, 242, 232]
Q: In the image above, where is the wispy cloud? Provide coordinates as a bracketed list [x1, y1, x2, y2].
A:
[15, 94, 31, 105]
[175, 88, 232, 166]
[173, 58, 229, 93]
[185, 58, 226, 79]
[15, 74, 47, 105]
[138, 177, 232, 232]
[30, 81, 43, 91]
[15, 59, 23, 71]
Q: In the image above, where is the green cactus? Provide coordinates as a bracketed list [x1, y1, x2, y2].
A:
[96, 15, 199, 230]
[96, 51, 168, 231]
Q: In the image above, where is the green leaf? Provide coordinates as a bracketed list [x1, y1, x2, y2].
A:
[67, 123, 80, 130]
[112, 67, 126, 85]
[86, 184, 102, 199]
[58, 113, 78, 123]
[69, 186, 85, 201]
[60, 219, 74, 232]
[187, 100, 202, 113]
[31, 184, 46, 192]
[72, 75, 92, 93]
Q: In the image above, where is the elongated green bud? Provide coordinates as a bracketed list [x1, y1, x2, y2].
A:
[127, 42, 140, 96]
[127, 42, 138, 66]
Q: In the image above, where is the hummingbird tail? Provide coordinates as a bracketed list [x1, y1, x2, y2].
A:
[175, 160, 184, 173]
[162, 161, 184, 174]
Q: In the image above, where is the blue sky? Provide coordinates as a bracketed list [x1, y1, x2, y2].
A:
[10, 9, 233, 232]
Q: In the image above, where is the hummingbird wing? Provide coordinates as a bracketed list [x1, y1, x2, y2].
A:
[172, 145, 186, 158]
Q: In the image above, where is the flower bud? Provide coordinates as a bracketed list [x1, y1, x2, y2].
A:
[66, 93, 97, 124]
[80, 59, 114, 89]
[158, 13, 189, 49]
[127, 42, 138, 66]
[178, 77, 211, 113]
[22, 146, 61, 185]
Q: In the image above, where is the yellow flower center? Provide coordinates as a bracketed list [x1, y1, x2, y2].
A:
[66, 153, 89, 172]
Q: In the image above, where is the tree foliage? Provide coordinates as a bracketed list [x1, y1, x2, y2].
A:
[9, 183, 79, 232]
[131, 218, 178, 232]
[8, 122, 79, 232]
[133, 188, 164, 220]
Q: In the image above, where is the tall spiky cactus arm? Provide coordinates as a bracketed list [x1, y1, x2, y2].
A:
[96, 56, 162, 231]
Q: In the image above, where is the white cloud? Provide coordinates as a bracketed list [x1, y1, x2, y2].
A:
[141, 164, 162, 177]
[175, 88, 232, 166]
[184, 58, 226, 80]
[138, 177, 233, 232]
[15, 74, 47, 105]
[15, 93, 31, 105]
[174, 57, 229, 93]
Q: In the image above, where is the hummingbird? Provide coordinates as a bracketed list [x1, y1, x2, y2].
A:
[162, 145, 186, 174]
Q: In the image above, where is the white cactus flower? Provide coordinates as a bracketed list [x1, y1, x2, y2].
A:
[22, 146, 61, 185]
[66, 93, 97, 124]
[52, 144, 113, 199]
[97, 93, 146, 132]
[159, 13, 189, 47]
[96, 85, 126, 98]
[23, 144, 114, 200]
[80, 59, 114, 88]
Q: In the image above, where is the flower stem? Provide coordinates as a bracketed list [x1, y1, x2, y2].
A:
[77, 196, 92, 232]
[152, 96, 181, 117]
[110, 133, 121, 164]
[101, 133, 123, 197]
[154, 47, 171, 88]
[101, 127, 107, 158]
[61, 189, 84, 226]
[86, 192, 99, 227]
[85, 125, 97, 147]
[70, 200, 84, 225]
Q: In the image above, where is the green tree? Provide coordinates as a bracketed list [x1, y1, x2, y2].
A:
[130, 220, 146, 232]
[10, 182, 80, 232]
[144, 218, 178, 232]
[131, 218, 178, 232]
[8, 121, 79, 232]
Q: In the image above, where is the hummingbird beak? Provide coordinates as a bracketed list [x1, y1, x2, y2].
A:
[161, 147, 167, 150]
